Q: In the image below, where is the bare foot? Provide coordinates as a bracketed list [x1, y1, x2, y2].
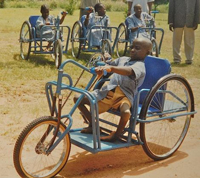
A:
[81, 127, 93, 134]
[100, 131, 118, 142]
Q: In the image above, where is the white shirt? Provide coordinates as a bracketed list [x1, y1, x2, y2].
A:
[127, 0, 154, 14]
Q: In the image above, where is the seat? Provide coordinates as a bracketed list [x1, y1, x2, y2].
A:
[29, 15, 39, 28]
[29, 16, 40, 40]
[138, 55, 171, 112]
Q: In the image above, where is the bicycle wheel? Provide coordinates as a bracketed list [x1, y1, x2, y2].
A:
[13, 116, 71, 178]
[71, 21, 82, 58]
[139, 74, 194, 160]
[151, 38, 159, 57]
[101, 39, 112, 55]
[20, 21, 31, 60]
[116, 23, 128, 57]
[88, 52, 106, 68]
[54, 39, 63, 69]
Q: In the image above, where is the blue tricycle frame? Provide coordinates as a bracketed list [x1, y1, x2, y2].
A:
[13, 55, 196, 178]
[19, 14, 70, 68]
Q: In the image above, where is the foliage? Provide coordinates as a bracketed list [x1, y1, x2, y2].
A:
[0, 0, 5, 8]
[154, 0, 169, 5]
[50, 1, 57, 9]
[64, 0, 77, 15]
[154, 0, 169, 10]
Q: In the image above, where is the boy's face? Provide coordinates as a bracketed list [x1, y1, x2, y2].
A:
[130, 39, 150, 60]
[134, 5, 142, 16]
[97, 6, 106, 16]
[42, 8, 49, 19]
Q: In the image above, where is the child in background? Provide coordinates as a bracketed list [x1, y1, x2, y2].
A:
[36, 4, 67, 51]
[84, 3, 111, 48]
[126, 4, 154, 43]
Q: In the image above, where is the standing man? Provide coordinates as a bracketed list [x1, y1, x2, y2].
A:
[168, 0, 200, 64]
[126, 0, 154, 16]
[79, 0, 100, 19]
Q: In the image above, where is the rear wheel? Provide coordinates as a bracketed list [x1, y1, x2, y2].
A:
[20, 21, 31, 60]
[13, 116, 71, 178]
[151, 38, 159, 57]
[116, 23, 128, 57]
[71, 21, 82, 58]
[54, 39, 63, 69]
[139, 74, 194, 160]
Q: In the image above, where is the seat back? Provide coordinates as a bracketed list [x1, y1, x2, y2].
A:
[29, 15, 40, 27]
[138, 55, 171, 105]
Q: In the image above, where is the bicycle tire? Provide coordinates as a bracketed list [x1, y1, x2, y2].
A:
[139, 74, 194, 160]
[150, 38, 159, 57]
[101, 39, 112, 55]
[116, 22, 128, 57]
[71, 21, 82, 58]
[54, 39, 63, 69]
[13, 116, 71, 178]
[20, 21, 31, 60]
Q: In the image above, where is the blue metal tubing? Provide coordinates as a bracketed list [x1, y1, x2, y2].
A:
[138, 111, 197, 124]
[134, 88, 197, 123]
[31, 24, 70, 54]
[137, 27, 164, 53]
[86, 25, 118, 52]
[45, 59, 103, 153]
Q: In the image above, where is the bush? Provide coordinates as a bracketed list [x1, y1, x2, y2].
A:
[50, 1, 57, 9]
[65, 0, 77, 15]
[0, 0, 5, 8]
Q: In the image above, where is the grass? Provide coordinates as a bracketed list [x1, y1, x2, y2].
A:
[0, 8, 200, 138]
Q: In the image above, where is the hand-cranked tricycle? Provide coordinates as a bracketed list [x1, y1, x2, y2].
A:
[71, 7, 118, 58]
[13, 53, 196, 178]
[19, 12, 70, 68]
[116, 15, 164, 58]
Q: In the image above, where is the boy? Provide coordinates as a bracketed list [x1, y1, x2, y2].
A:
[126, 4, 154, 43]
[36, 4, 67, 51]
[84, 3, 110, 48]
[74, 37, 152, 142]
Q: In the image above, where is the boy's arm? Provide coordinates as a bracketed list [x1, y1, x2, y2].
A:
[95, 66, 135, 77]
[84, 7, 93, 27]
[60, 12, 67, 24]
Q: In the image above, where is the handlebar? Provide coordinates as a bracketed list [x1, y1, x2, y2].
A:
[90, 67, 111, 76]
[61, 11, 68, 15]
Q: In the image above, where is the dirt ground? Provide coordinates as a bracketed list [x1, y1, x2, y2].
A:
[0, 79, 200, 178]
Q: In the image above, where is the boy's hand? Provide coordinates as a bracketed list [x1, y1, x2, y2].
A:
[87, 7, 93, 14]
[62, 11, 68, 17]
[95, 66, 111, 76]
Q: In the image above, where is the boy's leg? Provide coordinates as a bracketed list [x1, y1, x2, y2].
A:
[73, 95, 92, 133]
[100, 102, 131, 142]
[73, 94, 111, 134]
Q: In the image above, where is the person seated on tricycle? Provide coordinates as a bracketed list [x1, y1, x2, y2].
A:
[84, 3, 111, 48]
[74, 37, 152, 142]
[36, 4, 67, 51]
[126, 4, 154, 43]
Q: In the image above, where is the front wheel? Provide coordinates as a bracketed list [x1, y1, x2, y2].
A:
[101, 39, 112, 56]
[20, 21, 31, 60]
[54, 39, 63, 69]
[13, 116, 71, 178]
[139, 74, 194, 160]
